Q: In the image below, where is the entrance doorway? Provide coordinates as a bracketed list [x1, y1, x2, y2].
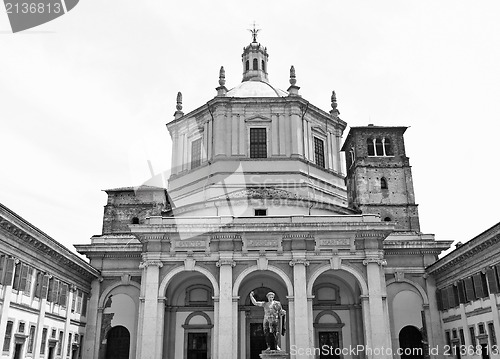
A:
[250, 323, 267, 359]
[13, 344, 23, 359]
[187, 333, 208, 359]
[399, 326, 424, 359]
[318, 331, 340, 359]
[105, 326, 130, 359]
[48, 346, 55, 359]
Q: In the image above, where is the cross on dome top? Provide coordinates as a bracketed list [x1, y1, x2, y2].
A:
[248, 21, 261, 43]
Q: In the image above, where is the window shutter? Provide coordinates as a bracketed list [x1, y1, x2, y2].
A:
[441, 287, 450, 309]
[473, 273, 484, 298]
[41, 275, 50, 299]
[481, 273, 490, 297]
[3, 258, 15, 286]
[51, 280, 60, 303]
[447, 286, 456, 308]
[436, 289, 443, 310]
[0, 255, 5, 284]
[464, 277, 475, 301]
[457, 280, 467, 303]
[59, 283, 68, 307]
[24, 267, 33, 294]
[81, 292, 88, 316]
[19, 264, 29, 291]
[486, 268, 499, 294]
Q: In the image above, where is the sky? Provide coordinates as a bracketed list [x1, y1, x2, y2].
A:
[0, 1, 499, 257]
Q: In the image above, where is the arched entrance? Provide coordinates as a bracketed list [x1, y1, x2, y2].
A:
[399, 326, 423, 359]
[105, 326, 130, 359]
[237, 270, 289, 359]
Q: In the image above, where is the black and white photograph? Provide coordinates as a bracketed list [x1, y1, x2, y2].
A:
[1, 1, 499, 358]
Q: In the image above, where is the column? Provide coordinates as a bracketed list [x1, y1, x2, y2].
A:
[287, 297, 295, 355]
[307, 297, 314, 349]
[217, 258, 235, 359]
[156, 297, 166, 359]
[290, 112, 302, 157]
[232, 297, 239, 359]
[290, 258, 310, 358]
[214, 110, 226, 157]
[272, 113, 279, 156]
[82, 279, 100, 359]
[279, 114, 286, 156]
[33, 292, 47, 359]
[361, 295, 372, 350]
[334, 129, 342, 173]
[138, 259, 163, 359]
[363, 258, 391, 359]
[425, 276, 445, 358]
[231, 114, 239, 156]
[61, 287, 75, 359]
[212, 299, 219, 358]
[489, 293, 500, 347]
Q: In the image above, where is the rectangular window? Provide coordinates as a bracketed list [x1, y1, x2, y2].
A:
[489, 323, 497, 346]
[314, 137, 325, 168]
[28, 325, 36, 353]
[12, 262, 21, 290]
[78, 335, 84, 359]
[441, 288, 450, 310]
[445, 331, 452, 348]
[459, 329, 465, 346]
[3, 321, 13, 352]
[254, 209, 267, 216]
[470, 326, 477, 346]
[34, 272, 43, 298]
[479, 323, 485, 334]
[18, 322, 25, 333]
[67, 333, 72, 356]
[57, 331, 64, 355]
[40, 328, 47, 355]
[23, 266, 33, 296]
[190, 138, 202, 169]
[250, 128, 267, 158]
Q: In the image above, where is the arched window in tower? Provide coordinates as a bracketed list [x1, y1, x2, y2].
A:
[261, 60, 265, 72]
[375, 138, 384, 156]
[253, 58, 258, 70]
[367, 138, 375, 156]
[381, 177, 388, 190]
[245, 60, 250, 71]
[131, 217, 139, 224]
[384, 137, 393, 156]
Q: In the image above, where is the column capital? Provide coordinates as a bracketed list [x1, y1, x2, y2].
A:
[289, 258, 310, 267]
[362, 258, 387, 266]
[359, 295, 369, 301]
[139, 260, 163, 269]
[216, 259, 236, 267]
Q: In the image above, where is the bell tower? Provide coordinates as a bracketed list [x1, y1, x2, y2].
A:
[241, 24, 269, 82]
[341, 125, 420, 232]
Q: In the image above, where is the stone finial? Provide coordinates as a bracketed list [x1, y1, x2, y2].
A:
[219, 66, 226, 86]
[216, 66, 228, 96]
[330, 90, 340, 117]
[289, 66, 296, 86]
[174, 91, 184, 119]
[287, 65, 300, 96]
[176, 92, 182, 111]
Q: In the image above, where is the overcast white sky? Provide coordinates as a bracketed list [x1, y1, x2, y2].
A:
[1, 1, 499, 257]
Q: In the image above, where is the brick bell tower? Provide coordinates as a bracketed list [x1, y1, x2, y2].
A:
[341, 125, 420, 232]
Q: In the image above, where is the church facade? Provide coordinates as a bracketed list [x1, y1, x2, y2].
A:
[74, 34, 452, 359]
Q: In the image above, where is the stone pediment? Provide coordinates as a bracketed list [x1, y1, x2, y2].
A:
[244, 115, 272, 123]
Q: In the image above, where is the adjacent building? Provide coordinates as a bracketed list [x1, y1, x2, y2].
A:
[0, 204, 99, 359]
[427, 223, 500, 359]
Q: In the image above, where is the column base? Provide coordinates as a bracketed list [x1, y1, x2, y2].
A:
[260, 349, 290, 359]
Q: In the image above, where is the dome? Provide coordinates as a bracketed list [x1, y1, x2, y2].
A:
[226, 80, 288, 98]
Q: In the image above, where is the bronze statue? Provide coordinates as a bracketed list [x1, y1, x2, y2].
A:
[250, 291, 286, 351]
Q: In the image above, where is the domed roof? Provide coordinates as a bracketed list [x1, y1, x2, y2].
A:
[226, 80, 288, 98]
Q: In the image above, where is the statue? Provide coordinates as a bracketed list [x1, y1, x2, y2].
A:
[250, 291, 286, 351]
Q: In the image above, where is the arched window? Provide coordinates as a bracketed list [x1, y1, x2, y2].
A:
[375, 138, 384, 156]
[245, 60, 249, 71]
[253, 58, 258, 70]
[367, 138, 375, 156]
[261, 60, 265, 72]
[131, 217, 139, 224]
[384, 137, 393, 156]
[381, 177, 388, 190]
[384, 217, 391, 222]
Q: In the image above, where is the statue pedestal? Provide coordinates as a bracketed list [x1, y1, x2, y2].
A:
[260, 350, 289, 359]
